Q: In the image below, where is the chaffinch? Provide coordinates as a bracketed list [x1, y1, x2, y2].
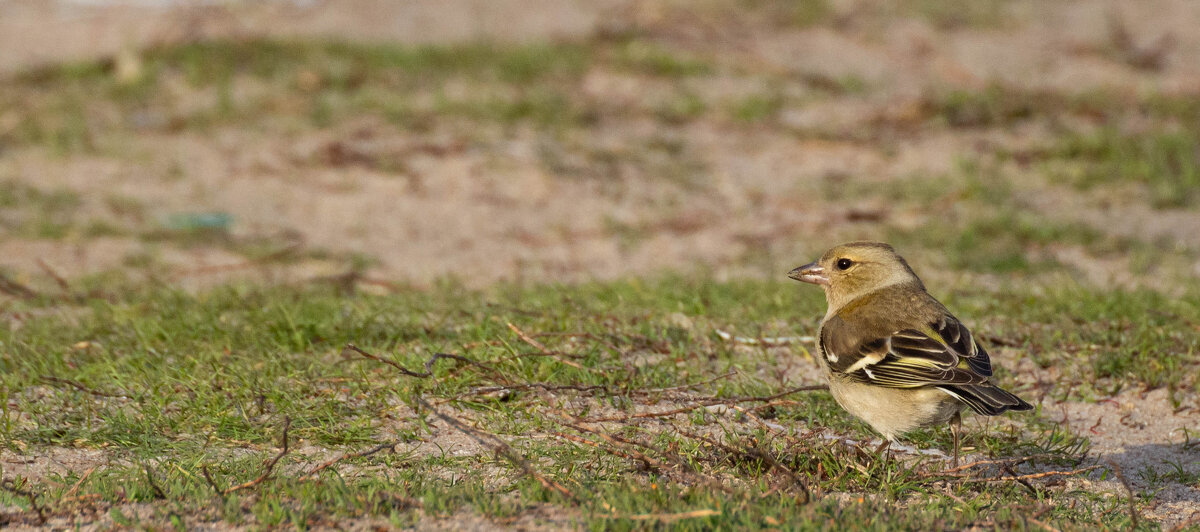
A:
[789, 241, 1032, 465]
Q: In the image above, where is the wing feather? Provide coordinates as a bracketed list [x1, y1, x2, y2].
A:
[821, 316, 996, 389]
[935, 316, 993, 376]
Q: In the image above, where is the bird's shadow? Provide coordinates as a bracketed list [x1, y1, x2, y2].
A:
[1096, 442, 1199, 498]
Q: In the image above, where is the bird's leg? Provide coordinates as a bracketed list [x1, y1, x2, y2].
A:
[873, 439, 892, 462]
[949, 411, 962, 469]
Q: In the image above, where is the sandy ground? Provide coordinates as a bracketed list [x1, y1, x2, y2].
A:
[1, 0, 1200, 287]
[1056, 389, 1200, 526]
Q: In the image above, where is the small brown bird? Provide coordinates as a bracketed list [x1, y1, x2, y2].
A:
[789, 241, 1032, 465]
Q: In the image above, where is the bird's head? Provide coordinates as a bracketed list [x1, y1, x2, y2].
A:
[788, 241, 924, 311]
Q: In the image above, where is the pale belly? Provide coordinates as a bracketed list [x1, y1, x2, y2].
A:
[827, 375, 963, 441]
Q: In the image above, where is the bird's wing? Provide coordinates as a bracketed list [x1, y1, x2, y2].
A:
[820, 313, 995, 388]
[931, 314, 993, 377]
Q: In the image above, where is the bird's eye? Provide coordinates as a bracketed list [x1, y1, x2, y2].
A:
[836, 258, 853, 270]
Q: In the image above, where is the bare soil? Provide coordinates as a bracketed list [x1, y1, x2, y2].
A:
[1, 0, 1199, 288]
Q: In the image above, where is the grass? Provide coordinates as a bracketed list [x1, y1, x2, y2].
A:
[912, 84, 1200, 208]
[613, 41, 714, 78]
[813, 160, 1198, 284]
[0, 37, 713, 154]
[0, 20, 1196, 530]
[730, 93, 784, 123]
[0, 276, 1186, 528]
[1053, 128, 1200, 208]
[959, 284, 1200, 398]
[0, 180, 85, 239]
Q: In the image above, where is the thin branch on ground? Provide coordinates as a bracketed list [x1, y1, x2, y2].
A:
[144, 465, 167, 500]
[203, 417, 292, 495]
[301, 440, 401, 480]
[728, 404, 790, 434]
[39, 376, 133, 399]
[529, 331, 624, 354]
[507, 322, 584, 369]
[929, 453, 1067, 475]
[0, 477, 47, 524]
[708, 384, 828, 410]
[952, 465, 1101, 483]
[507, 321, 549, 352]
[553, 431, 654, 471]
[450, 382, 609, 401]
[35, 258, 75, 298]
[1003, 464, 1040, 495]
[452, 371, 754, 403]
[559, 418, 735, 494]
[747, 399, 803, 412]
[343, 344, 505, 381]
[1106, 459, 1140, 528]
[1028, 515, 1063, 532]
[0, 273, 38, 300]
[676, 428, 809, 502]
[62, 467, 96, 499]
[415, 396, 575, 500]
[640, 371, 737, 394]
[574, 403, 707, 423]
[598, 508, 721, 522]
[200, 466, 223, 495]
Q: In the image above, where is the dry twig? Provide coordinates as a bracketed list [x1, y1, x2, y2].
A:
[930, 453, 1066, 476]
[553, 431, 653, 471]
[302, 440, 401, 480]
[1028, 515, 1062, 532]
[506, 322, 584, 369]
[0, 273, 38, 300]
[343, 344, 504, 381]
[576, 404, 706, 423]
[415, 397, 574, 500]
[144, 465, 167, 500]
[0, 477, 47, 524]
[35, 258, 74, 297]
[599, 508, 721, 522]
[203, 417, 292, 495]
[1106, 459, 1140, 528]
[452, 383, 608, 400]
[39, 376, 132, 399]
[676, 428, 809, 502]
[62, 467, 96, 499]
[560, 419, 734, 494]
[530, 331, 623, 354]
[952, 465, 1101, 483]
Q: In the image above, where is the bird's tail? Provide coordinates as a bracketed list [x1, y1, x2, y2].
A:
[938, 384, 1033, 416]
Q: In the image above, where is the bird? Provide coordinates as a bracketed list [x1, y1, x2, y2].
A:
[788, 241, 1032, 466]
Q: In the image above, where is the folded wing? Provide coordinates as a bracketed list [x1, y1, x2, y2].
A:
[821, 314, 1031, 415]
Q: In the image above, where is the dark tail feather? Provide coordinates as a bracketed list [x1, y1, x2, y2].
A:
[938, 384, 1033, 416]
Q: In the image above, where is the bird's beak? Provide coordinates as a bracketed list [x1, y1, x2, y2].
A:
[788, 262, 829, 286]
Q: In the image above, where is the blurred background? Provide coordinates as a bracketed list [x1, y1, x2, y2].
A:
[1, 0, 1198, 292]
